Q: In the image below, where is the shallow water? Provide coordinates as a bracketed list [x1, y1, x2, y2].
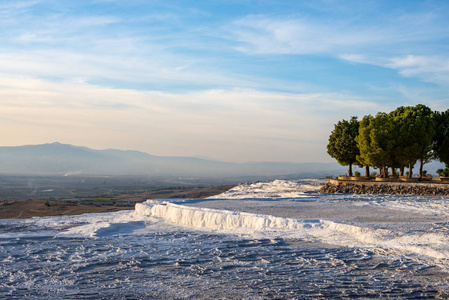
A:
[2, 232, 448, 299]
[1, 179, 449, 298]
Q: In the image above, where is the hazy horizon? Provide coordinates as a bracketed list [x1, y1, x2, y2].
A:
[1, 1, 449, 163]
[0, 141, 334, 163]
[0, 142, 350, 178]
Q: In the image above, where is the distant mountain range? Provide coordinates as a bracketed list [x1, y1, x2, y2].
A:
[0, 142, 346, 178]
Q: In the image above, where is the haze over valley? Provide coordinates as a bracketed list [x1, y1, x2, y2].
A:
[0, 142, 345, 178]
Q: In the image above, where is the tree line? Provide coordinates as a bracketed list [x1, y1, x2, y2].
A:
[327, 104, 449, 178]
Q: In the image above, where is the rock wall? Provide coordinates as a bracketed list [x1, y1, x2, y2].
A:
[320, 180, 449, 196]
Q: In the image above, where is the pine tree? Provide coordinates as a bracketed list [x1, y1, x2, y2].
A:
[434, 109, 449, 168]
[327, 116, 360, 177]
[355, 113, 394, 178]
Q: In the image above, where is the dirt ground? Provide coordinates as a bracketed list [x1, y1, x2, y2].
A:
[0, 185, 234, 219]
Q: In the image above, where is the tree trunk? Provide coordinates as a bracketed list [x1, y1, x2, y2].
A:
[400, 164, 404, 176]
[419, 158, 424, 179]
[348, 163, 353, 177]
[408, 163, 413, 178]
[365, 166, 370, 177]
[382, 163, 386, 178]
[391, 167, 395, 177]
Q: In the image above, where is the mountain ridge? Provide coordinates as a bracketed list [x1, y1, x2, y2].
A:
[0, 142, 345, 178]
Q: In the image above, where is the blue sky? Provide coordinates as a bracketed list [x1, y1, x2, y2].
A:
[1, 0, 449, 163]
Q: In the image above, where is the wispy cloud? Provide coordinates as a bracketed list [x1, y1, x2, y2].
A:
[0, 0, 41, 13]
[387, 55, 449, 85]
[229, 9, 449, 86]
[229, 4, 449, 55]
[229, 15, 374, 55]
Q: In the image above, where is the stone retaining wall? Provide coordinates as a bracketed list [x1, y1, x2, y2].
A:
[320, 179, 449, 196]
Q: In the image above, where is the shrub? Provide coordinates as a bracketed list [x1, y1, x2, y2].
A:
[436, 168, 449, 177]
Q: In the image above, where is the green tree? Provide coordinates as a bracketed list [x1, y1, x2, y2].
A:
[327, 116, 360, 177]
[414, 105, 436, 178]
[388, 106, 417, 177]
[387, 105, 436, 178]
[356, 113, 395, 178]
[434, 109, 449, 167]
[437, 168, 449, 177]
[327, 104, 438, 179]
[355, 115, 373, 177]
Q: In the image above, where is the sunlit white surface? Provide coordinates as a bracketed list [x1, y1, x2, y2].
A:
[1, 179, 449, 298]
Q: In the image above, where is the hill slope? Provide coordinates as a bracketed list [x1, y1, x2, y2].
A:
[0, 142, 345, 177]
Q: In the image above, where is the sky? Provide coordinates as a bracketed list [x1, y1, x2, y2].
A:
[1, 0, 449, 163]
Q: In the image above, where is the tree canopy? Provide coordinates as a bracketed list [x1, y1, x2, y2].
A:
[327, 116, 360, 177]
[327, 104, 445, 178]
[434, 110, 449, 167]
[356, 113, 395, 177]
[387, 105, 436, 177]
